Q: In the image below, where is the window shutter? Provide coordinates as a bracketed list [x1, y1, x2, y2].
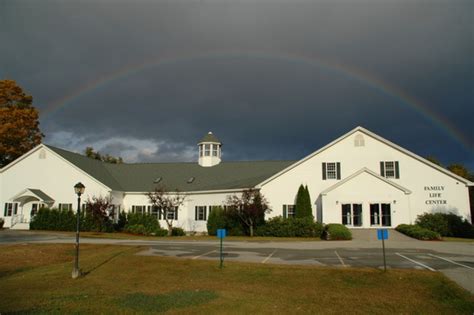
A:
[195, 206, 198, 220]
[322, 163, 327, 180]
[336, 162, 341, 180]
[175, 207, 178, 220]
[14, 204, 18, 215]
[380, 161, 385, 177]
[204, 206, 208, 220]
[283, 205, 287, 218]
[395, 161, 400, 179]
[4, 203, 7, 216]
[158, 208, 162, 220]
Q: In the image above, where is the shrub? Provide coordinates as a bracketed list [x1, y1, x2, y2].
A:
[0, 218, 4, 228]
[171, 227, 186, 236]
[114, 211, 128, 232]
[125, 224, 147, 235]
[415, 213, 449, 236]
[396, 224, 441, 240]
[256, 217, 323, 237]
[322, 224, 352, 240]
[295, 184, 313, 218]
[125, 213, 161, 235]
[30, 208, 76, 231]
[415, 212, 474, 238]
[207, 206, 227, 236]
[206, 206, 245, 236]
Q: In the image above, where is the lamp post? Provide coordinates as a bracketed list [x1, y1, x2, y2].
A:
[72, 182, 85, 279]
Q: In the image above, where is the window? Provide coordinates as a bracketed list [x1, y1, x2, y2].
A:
[4, 203, 18, 217]
[322, 162, 341, 180]
[283, 204, 296, 218]
[212, 144, 218, 157]
[380, 161, 400, 179]
[131, 205, 146, 214]
[195, 206, 207, 221]
[199, 145, 203, 157]
[31, 204, 39, 217]
[150, 206, 160, 218]
[165, 207, 178, 220]
[354, 134, 365, 147]
[58, 203, 72, 211]
[204, 144, 211, 156]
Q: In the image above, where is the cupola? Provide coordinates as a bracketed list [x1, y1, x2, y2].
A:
[198, 132, 222, 167]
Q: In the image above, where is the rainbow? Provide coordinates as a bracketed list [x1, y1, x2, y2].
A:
[41, 50, 472, 154]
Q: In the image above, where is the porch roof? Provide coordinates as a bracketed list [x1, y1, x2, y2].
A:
[12, 188, 55, 203]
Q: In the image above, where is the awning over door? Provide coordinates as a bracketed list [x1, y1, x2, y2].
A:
[11, 188, 55, 205]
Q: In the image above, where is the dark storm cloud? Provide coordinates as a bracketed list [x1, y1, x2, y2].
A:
[0, 0, 472, 167]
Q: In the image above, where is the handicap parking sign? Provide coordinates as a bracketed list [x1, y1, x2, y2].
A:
[217, 229, 226, 238]
[377, 229, 388, 240]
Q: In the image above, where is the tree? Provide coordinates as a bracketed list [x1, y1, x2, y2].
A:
[295, 184, 313, 218]
[147, 187, 186, 236]
[425, 156, 442, 166]
[84, 195, 114, 232]
[84, 146, 123, 164]
[0, 79, 43, 167]
[447, 164, 471, 180]
[226, 189, 270, 237]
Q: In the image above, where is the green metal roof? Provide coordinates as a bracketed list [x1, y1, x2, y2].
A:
[45, 145, 294, 192]
[199, 132, 220, 144]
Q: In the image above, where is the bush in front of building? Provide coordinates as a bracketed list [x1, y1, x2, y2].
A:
[0, 218, 5, 229]
[125, 213, 162, 235]
[114, 211, 128, 232]
[30, 207, 76, 231]
[395, 224, 441, 240]
[295, 184, 313, 218]
[322, 224, 352, 240]
[171, 227, 186, 236]
[207, 206, 246, 236]
[255, 216, 323, 237]
[415, 212, 474, 238]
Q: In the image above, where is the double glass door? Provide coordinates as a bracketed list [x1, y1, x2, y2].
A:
[370, 203, 391, 226]
[341, 204, 362, 227]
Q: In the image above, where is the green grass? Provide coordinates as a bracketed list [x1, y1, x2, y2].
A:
[0, 244, 472, 314]
[442, 237, 474, 243]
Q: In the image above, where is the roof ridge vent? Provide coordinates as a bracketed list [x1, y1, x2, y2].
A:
[153, 177, 162, 183]
[187, 176, 195, 184]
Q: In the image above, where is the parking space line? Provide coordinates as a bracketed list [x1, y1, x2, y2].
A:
[262, 249, 277, 264]
[192, 249, 216, 260]
[334, 251, 346, 267]
[428, 254, 474, 270]
[396, 253, 436, 271]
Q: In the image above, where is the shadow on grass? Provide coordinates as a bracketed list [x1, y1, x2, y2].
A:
[118, 290, 218, 313]
[81, 247, 136, 277]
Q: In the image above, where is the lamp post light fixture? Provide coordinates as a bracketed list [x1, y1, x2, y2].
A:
[72, 182, 85, 279]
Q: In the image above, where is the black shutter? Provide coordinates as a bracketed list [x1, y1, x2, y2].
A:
[395, 161, 400, 179]
[204, 206, 207, 221]
[322, 163, 327, 180]
[159, 208, 162, 220]
[195, 206, 198, 220]
[4, 203, 7, 217]
[380, 161, 385, 177]
[175, 207, 178, 220]
[283, 205, 287, 218]
[336, 162, 341, 180]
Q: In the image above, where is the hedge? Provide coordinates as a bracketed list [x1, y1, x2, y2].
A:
[416, 212, 474, 238]
[124, 213, 164, 236]
[255, 217, 323, 237]
[322, 224, 352, 240]
[396, 224, 441, 240]
[207, 206, 245, 236]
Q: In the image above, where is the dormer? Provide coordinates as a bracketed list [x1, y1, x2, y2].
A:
[198, 132, 222, 167]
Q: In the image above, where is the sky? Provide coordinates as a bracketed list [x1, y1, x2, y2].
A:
[1, 0, 473, 168]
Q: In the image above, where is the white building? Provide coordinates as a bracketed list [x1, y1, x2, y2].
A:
[0, 127, 472, 231]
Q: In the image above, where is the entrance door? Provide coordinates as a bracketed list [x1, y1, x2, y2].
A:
[341, 204, 363, 227]
[370, 203, 391, 227]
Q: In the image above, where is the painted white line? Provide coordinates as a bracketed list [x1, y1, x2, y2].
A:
[396, 253, 436, 271]
[262, 249, 277, 264]
[334, 250, 346, 267]
[428, 254, 474, 270]
[192, 249, 216, 260]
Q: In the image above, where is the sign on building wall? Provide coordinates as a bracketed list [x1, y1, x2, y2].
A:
[424, 186, 447, 205]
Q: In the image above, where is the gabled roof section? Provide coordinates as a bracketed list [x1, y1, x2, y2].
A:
[45, 145, 123, 190]
[11, 188, 55, 203]
[257, 126, 474, 187]
[321, 168, 412, 196]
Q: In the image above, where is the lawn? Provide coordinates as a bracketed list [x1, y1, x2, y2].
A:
[0, 244, 473, 314]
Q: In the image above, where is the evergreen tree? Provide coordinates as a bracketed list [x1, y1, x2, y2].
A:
[295, 184, 313, 218]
